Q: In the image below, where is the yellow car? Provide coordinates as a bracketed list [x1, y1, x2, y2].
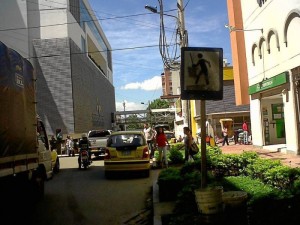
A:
[104, 131, 150, 178]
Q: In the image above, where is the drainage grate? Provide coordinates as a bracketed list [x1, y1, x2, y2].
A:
[121, 208, 153, 225]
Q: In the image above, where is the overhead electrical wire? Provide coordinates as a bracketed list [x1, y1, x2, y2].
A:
[1, 0, 183, 70]
[158, 0, 181, 70]
[0, 13, 165, 32]
[26, 43, 176, 60]
[6, 0, 176, 33]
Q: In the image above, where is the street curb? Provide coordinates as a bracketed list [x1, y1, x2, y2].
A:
[152, 169, 175, 225]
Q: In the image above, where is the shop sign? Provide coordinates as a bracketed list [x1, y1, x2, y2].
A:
[248, 72, 289, 95]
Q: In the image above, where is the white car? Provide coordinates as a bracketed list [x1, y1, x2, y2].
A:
[88, 130, 111, 157]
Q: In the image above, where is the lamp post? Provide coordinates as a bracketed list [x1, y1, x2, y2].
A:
[145, 0, 187, 70]
[146, 0, 207, 187]
[224, 24, 263, 33]
[123, 101, 126, 131]
[141, 101, 152, 124]
[145, 0, 189, 128]
[145, 5, 178, 20]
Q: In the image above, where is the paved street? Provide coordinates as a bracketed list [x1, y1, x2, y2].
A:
[28, 156, 154, 225]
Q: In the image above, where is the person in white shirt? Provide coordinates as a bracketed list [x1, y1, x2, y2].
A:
[143, 123, 154, 159]
[65, 135, 74, 156]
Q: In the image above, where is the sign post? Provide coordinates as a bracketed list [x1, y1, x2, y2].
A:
[180, 47, 223, 188]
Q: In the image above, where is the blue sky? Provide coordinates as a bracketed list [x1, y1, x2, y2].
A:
[88, 0, 232, 111]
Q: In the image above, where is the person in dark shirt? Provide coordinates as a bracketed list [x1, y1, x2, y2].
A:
[56, 129, 63, 155]
[49, 135, 57, 151]
[222, 125, 229, 146]
[78, 133, 91, 168]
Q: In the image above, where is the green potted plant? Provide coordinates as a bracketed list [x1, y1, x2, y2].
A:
[157, 167, 183, 201]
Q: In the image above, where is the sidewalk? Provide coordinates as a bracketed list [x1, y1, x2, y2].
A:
[152, 143, 300, 225]
[220, 143, 300, 168]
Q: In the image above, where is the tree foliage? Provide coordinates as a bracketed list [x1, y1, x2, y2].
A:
[126, 114, 143, 130]
[148, 99, 170, 110]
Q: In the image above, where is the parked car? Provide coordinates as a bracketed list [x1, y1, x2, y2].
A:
[88, 130, 112, 157]
[104, 131, 150, 178]
[164, 131, 176, 143]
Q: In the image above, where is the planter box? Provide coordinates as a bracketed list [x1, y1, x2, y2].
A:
[158, 180, 182, 202]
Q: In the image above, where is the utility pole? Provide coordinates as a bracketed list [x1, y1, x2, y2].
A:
[177, 0, 190, 129]
[123, 101, 126, 131]
[178, 0, 207, 187]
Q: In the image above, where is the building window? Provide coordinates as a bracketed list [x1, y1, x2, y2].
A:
[69, 0, 80, 23]
[81, 36, 86, 53]
[79, 0, 109, 59]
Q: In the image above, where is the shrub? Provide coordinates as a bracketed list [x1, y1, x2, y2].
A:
[223, 176, 278, 205]
[239, 151, 259, 174]
[157, 167, 183, 201]
[157, 167, 181, 184]
[209, 154, 242, 177]
[168, 147, 184, 164]
[245, 158, 282, 181]
[264, 166, 300, 190]
[180, 159, 201, 176]
[182, 170, 201, 189]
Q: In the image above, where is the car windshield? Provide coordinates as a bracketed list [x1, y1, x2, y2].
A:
[88, 130, 110, 138]
[107, 134, 145, 147]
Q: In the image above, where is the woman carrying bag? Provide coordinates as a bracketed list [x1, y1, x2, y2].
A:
[183, 127, 198, 162]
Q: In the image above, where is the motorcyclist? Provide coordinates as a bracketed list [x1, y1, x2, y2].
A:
[78, 133, 91, 169]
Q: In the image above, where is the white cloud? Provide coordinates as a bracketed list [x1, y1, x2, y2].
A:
[121, 75, 162, 91]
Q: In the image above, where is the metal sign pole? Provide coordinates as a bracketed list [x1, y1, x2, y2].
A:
[200, 100, 207, 188]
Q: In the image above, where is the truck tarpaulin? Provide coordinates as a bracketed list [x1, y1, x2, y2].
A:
[0, 41, 36, 157]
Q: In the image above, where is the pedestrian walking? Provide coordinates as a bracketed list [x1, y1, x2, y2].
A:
[143, 123, 155, 159]
[65, 135, 74, 156]
[222, 125, 229, 146]
[56, 129, 63, 155]
[243, 121, 249, 144]
[49, 135, 57, 151]
[155, 127, 169, 168]
[182, 127, 196, 162]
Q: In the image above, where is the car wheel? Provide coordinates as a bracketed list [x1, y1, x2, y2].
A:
[53, 158, 60, 174]
[31, 168, 45, 201]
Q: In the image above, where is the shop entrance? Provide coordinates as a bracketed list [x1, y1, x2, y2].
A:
[261, 95, 286, 145]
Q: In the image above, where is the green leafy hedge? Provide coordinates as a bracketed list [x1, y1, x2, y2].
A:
[158, 147, 300, 225]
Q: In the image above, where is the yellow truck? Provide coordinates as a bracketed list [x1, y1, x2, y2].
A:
[0, 41, 58, 201]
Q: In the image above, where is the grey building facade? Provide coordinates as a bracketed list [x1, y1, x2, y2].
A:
[0, 0, 115, 136]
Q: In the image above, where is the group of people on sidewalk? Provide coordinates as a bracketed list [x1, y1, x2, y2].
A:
[144, 120, 251, 167]
[222, 120, 250, 146]
[50, 131, 92, 168]
[49, 131, 77, 157]
[143, 123, 170, 168]
[143, 123, 200, 166]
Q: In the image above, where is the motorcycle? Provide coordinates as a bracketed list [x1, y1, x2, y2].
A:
[79, 149, 91, 169]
